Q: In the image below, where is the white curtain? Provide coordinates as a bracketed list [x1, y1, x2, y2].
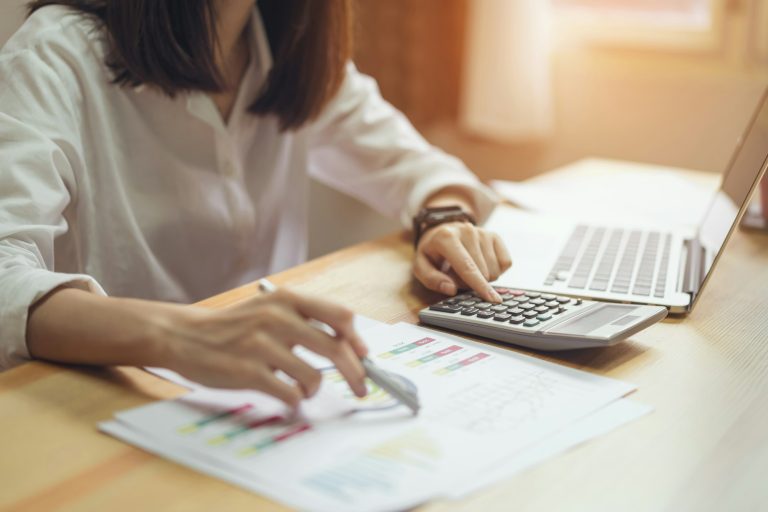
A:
[461, 0, 554, 141]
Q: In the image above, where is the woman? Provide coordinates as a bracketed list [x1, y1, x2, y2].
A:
[0, 0, 510, 405]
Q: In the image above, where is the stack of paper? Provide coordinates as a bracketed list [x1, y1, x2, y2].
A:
[490, 158, 719, 228]
[101, 322, 650, 512]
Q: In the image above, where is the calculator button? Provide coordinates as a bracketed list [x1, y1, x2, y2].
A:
[554, 307, 567, 315]
[494, 287, 510, 294]
[508, 307, 524, 316]
[491, 305, 508, 312]
[523, 319, 540, 327]
[575, 299, 583, 305]
[534, 306, 549, 313]
[460, 308, 478, 316]
[541, 294, 556, 300]
[512, 296, 529, 304]
[545, 300, 559, 308]
[456, 294, 473, 300]
[530, 298, 546, 306]
[459, 300, 478, 307]
[556, 297, 571, 304]
[519, 303, 535, 310]
[525, 292, 541, 298]
[493, 313, 511, 321]
[509, 289, 525, 296]
[509, 315, 525, 324]
[537, 313, 553, 321]
[523, 310, 538, 318]
[429, 305, 461, 313]
[475, 302, 492, 310]
[476, 311, 494, 319]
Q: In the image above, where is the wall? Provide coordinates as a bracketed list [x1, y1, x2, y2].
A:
[355, 1, 768, 182]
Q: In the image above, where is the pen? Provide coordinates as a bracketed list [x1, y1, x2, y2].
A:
[257, 278, 421, 415]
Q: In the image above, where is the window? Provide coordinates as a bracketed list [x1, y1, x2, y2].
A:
[553, 0, 724, 52]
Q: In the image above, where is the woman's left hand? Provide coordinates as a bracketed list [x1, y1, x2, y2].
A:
[413, 222, 512, 303]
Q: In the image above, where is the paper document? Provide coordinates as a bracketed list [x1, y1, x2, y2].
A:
[103, 322, 643, 512]
[491, 158, 719, 228]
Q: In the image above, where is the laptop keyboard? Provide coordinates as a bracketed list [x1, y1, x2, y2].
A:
[544, 226, 672, 298]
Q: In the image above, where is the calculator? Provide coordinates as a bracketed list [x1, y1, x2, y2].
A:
[418, 287, 667, 351]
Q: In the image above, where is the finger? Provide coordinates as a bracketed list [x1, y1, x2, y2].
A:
[431, 236, 502, 303]
[199, 352, 305, 407]
[252, 368, 305, 408]
[479, 232, 502, 281]
[325, 341, 369, 399]
[492, 233, 513, 273]
[261, 342, 323, 398]
[460, 228, 490, 281]
[277, 289, 368, 358]
[261, 305, 368, 398]
[413, 250, 458, 296]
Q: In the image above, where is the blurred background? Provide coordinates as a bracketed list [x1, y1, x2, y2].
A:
[2, 0, 767, 257]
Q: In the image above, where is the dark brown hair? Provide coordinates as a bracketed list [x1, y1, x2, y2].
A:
[28, 0, 352, 130]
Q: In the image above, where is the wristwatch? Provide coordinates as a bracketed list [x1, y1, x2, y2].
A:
[412, 205, 477, 248]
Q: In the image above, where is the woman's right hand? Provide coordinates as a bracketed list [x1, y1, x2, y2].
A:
[159, 288, 369, 408]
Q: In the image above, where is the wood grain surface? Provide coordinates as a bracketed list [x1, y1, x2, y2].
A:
[2, 194, 768, 512]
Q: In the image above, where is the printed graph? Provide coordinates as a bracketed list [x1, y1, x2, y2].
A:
[433, 352, 491, 376]
[322, 368, 417, 413]
[175, 402, 311, 457]
[177, 403, 254, 434]
[377, 337, 435, 359]
[303, 429, 441, 501]
[428, 370, 567, 434]
[375, 335, 493, 377]
[406, 344, 462, 367]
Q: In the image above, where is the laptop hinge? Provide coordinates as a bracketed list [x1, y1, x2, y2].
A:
[682, 237, 705, 299]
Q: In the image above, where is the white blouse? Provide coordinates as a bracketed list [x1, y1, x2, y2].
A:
[0, 6, 496, 368]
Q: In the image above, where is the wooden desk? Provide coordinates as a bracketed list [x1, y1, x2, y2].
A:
[2, 206, 768, 512]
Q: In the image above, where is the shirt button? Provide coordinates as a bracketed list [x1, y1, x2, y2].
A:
[222, 161, 236, 177]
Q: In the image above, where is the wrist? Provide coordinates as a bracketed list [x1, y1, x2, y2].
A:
[412, 205, 476, 248]
[104, 297, 190, 369]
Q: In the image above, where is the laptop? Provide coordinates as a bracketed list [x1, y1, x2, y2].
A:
[487, 87, 768, 314]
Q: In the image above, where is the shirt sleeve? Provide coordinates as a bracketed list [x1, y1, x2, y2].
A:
[307, 62, 499, 228]
[0, 42, 105, 369]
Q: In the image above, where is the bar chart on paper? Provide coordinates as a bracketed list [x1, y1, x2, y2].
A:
[376, 335, 494, 377]
[320, 368, 416, 413]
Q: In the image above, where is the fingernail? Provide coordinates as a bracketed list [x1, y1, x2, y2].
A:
[488, 287, 502, 303]
[439, 281, 455, 295]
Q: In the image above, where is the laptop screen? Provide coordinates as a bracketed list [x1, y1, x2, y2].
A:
[696, 88, 768, 291]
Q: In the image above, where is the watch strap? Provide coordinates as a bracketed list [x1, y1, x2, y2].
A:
[412, 206, 476, 248]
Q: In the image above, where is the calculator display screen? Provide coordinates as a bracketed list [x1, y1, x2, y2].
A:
[553, 305, 637, 335]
